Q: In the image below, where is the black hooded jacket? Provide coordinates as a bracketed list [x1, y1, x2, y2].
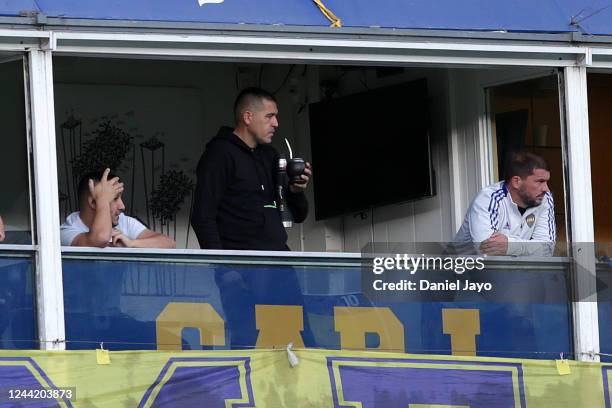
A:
[191, 126, 308, 250]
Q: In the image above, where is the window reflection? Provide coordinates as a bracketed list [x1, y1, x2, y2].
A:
[0, 57, 33, 245]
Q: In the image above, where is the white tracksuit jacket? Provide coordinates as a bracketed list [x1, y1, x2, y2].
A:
[454, 181, 556, 256]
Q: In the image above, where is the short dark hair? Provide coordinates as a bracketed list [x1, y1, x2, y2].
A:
[77, 170, 120, 205]
[504, 151, 550, 183]
[233, 87, 276, 123]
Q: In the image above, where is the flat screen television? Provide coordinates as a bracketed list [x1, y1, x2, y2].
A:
[309, 78, 434, 220]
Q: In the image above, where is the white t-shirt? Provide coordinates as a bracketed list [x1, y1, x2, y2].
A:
[453, 181, 556, 256]
[60, 212, 147, 246]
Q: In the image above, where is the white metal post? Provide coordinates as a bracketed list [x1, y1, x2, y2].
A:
[562, 66, 599, 362]
[28, 49, 65, 351]
[447, 70, 464, 233]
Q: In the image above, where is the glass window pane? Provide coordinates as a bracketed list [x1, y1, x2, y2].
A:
[0, 57, 33, 245]
[598, 255, 612, 362]
[0, 250, 36, 349]
[489, 75, 567, 250]
[61, 252, 572, 359]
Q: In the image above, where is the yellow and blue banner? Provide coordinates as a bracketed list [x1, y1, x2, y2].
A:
[0, 348, 609, 407]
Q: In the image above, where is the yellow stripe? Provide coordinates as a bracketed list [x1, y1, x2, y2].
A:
[312, 0, 342, 27]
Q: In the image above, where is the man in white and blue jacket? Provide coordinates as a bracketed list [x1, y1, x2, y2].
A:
[454, 151, 556, 256]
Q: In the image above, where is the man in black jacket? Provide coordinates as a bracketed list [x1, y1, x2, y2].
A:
[192, 87, 312, 250]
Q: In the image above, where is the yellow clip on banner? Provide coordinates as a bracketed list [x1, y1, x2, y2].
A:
[0, 349, 609, 407]
[312, 0, 342, 28]
[96, 348, 110, 365]
[556, 358, 571, 375]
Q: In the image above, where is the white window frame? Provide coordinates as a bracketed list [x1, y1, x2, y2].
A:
[0, 27, 605, 358]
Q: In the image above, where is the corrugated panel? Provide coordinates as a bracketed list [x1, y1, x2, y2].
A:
[325, 0, 572, 32]
[1, 0, 612, 35]
[30, 0, 328, 26]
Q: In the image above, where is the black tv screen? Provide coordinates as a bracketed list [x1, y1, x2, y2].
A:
[309, 78, 434, 220]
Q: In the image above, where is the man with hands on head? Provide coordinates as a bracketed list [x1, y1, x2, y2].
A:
[60, 168, 175, 248]
[453, 151, 556, 256]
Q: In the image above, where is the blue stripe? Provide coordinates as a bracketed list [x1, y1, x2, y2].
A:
[490, 193, 505, 230]
[502, 183, 509, 196]
[546, 193, 555, 241]
[487, 188, 504, 212]
[488, 183, 508, 231]
[488, 189, 504, 229]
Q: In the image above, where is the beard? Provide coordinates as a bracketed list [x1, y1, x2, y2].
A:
[518, 186, 541, 208]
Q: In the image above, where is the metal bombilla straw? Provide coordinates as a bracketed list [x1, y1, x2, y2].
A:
[278, 138, 293, 228]
[285, 138, 293, 160]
